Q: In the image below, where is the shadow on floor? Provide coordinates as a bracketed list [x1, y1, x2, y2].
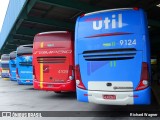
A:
[41, 91, 77, 100]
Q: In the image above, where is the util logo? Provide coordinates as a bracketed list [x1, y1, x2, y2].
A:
[93, 14, 122, 30]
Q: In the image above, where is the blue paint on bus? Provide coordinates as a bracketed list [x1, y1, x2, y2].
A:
[75, 8, 151, 105]
[16, 45, 33, 85]
[9, 51, 17, 81]
[9, 59, 17, 81]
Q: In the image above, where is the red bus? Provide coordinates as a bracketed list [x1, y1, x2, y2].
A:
[33, 31, 75, 92]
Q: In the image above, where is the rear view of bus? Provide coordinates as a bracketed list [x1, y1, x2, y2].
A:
[16, 45, 33, 85]
[9, 51, 17, 81]
[1, 54, 10, 78]
[75, 8, 151, 105]
[33, 31, 75, 92]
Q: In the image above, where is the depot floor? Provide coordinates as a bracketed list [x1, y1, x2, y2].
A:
[0, 77, 160, 119]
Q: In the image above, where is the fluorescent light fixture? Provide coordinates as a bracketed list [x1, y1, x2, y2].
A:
[156, 4, 160, 7]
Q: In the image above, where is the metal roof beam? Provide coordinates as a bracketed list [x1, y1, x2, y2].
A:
[39, 0, 102, 12]
[24, 16, 74, 30]
[13, 39, 33, 42]
[16, 0, 38, 31]
[38, 0, 160, 29]
[16, 27, 42, 36]
[13, 34, 34, 38]
[7, 43, 18, 46]
[8, 40, 32, 45]
[6, 44, 19, 50]
[27, 0, 38, 14]
[1, 49, 16, 54]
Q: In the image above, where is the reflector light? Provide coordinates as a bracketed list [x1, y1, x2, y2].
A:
[9, 70, 11, 76]
[136, 62, 149, 91]
[142, 80, 148, 85]
[80, 14, 85, 18]
[75, 65, 86, 90]
[68, 65, 74, 81]
[69, 76, 73, 80]
[133, 7, 139, 10]
[16, 68, 20, 78]
[33, 66, 37, 80]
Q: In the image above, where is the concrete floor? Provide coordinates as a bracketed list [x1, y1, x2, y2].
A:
[0, 78, 160, 119]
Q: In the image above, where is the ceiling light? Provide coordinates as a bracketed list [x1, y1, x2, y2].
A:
[156, 4, 160, 7]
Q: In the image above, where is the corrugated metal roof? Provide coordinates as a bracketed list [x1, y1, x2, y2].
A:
[0, 0, 27, 49]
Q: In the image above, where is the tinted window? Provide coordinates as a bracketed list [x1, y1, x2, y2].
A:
[10, 51, 16, 59]
[17, 45, 33, 56]
[1, 54, 10, 60]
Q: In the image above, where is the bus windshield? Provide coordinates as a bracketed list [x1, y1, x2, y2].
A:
[1, 54, 10, 61]
[17, 45, 33, 56]
[10, 51, 17, 59]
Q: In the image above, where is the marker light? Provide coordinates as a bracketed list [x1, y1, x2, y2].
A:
[133, 7, 139, 10]
[80, 14, 85, 18]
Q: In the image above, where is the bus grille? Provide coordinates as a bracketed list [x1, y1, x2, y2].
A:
[83, 48, 136, 61]
[37, 56, 66, 63]
[1, 64, 9, 68]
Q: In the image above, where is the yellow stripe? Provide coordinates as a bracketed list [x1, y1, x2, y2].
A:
[40, 42, 44, 48]
[40, 42, 44, 88]
[40, 63, 43, 88]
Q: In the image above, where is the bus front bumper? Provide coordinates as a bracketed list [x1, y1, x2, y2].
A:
[17, 78, 33, 85]
[76, 87, 151, 105]
[34, 80, 76, 92]
[1, 73, 9, 78]
[10, 76, 17, 81]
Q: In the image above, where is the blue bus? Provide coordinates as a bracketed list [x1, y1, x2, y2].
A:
[9, 51, 17, 81]
[16, 44, 33, 85]
[75, 8, 151, 105]
[1, 54, 10, 78]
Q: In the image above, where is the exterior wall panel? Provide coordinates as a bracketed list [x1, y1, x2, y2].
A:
[0, 0, 27, 49]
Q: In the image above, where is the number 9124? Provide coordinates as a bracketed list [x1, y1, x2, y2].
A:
[120, 39, 136, 46]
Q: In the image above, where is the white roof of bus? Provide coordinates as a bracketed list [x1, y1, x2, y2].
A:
[84, 8, 133, 16]
[38, 31, 68, 35]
